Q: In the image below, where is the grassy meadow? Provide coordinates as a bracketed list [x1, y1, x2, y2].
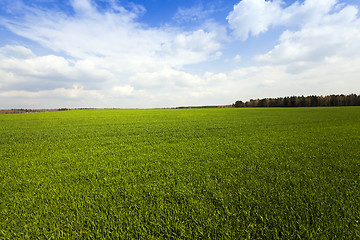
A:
[0, 107, 359, 239]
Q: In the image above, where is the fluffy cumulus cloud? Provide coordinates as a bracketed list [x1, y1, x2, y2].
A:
[0, 0, 226, 108]
[227, 0, 342, 40]
[226, 0, 360, 99]
[227, 0, 283, 40]
[1, 0, 222, 70]
[250, 0, 360, 65]
[0, 0, 360, 108]
[0, 45, 114, 91]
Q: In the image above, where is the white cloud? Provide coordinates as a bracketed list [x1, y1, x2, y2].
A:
[111, 85, 135, 97]
[0, 45, 117, 91]
[227, 0, 360, 94]
[0, 84, 103, 102]
[227, 0, 283, 40]
[71, 0, 97, 16]
[158, 30, 222, 67]
[255, 3, 360, 68]
[0, 45, 35, 58]
[0, 0, 225, 109]
[227, 0, 348, 40]
[129, 68, 204, 89]
[173, 4, 215, 23]
[2, 54, 71, 78]
[227, 56, 360, 100]
[0, 42, 228, 108]
[1, 0, 222, 72]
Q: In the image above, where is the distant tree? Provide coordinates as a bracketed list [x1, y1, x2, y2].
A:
[233, 94, 360, 108]
[233, 101, 245, 108]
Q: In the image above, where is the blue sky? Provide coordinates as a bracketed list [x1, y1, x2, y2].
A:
[0, 0, 360, 108]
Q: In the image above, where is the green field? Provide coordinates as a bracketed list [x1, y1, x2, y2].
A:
[1, 107, 359, 239]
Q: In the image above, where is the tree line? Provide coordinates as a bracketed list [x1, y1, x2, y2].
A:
[233, 94, 360, 108]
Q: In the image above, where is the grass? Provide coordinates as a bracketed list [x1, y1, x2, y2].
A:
[0, 107, 359, 239]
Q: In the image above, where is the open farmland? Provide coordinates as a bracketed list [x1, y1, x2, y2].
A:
[0, 107, 360, 239]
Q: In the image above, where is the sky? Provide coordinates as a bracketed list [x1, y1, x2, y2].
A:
[0, 0, 360, 109]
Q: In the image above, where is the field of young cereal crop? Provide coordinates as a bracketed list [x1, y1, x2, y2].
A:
[0, 107, 359, 239]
